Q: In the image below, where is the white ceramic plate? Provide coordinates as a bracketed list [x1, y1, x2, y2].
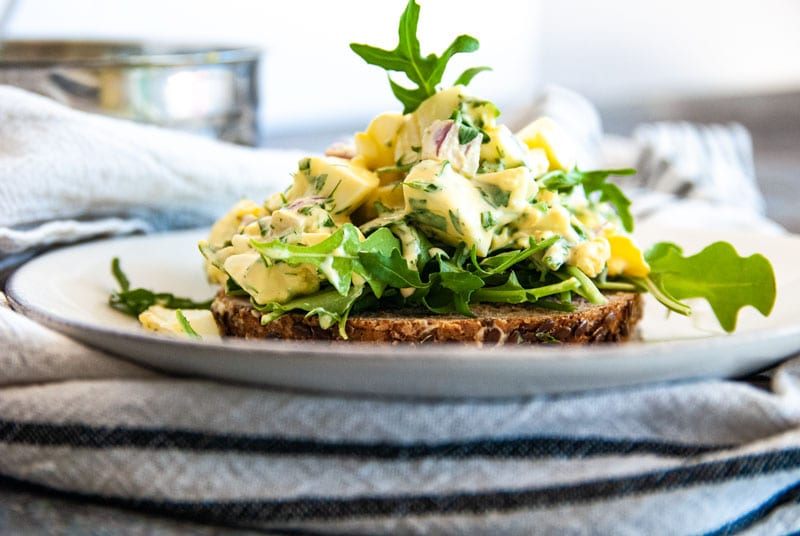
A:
[7, 225, 800, 398]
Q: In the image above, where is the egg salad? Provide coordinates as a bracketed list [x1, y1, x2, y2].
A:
[198, 84, 649, 336]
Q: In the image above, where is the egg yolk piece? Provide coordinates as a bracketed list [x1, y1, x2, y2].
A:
[606, 234, 651, 277]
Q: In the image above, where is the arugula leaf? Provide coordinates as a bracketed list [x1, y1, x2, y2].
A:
[250, 223, 402, 308]
[583, 174, 635, 234]
[528, 278, 582, 301]
[357, 227, 404, 297]
[450, 109, 484, 145]
[539, 168, 636, 232]
[257, 286, 365, 339]
[564, 265, 607, 305]
[436, 271, 485, 316]
[109, 258, 212, 317]
[642, 241, 776, 332]
[454, 66, 492, 87]
[471, 272, 581, 304]
[470, 271, 528, 304]
[477, 236, 559, 275]
[422, 253, 484, 315]
[350, 0, 490, 113]
[252, 227, 355, 295]
[251, 224, 400, 297]
[359, 248, 428, 290]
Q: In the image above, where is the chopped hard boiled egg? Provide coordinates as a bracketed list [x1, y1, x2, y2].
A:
[568, 237, 611, 278]
[354, 111, 404, 170]
[606, 234, 651, 277]
[403, 160, 497, 256]
[223, 252, 320, 304]
[516, 117, 577, 171]
[286, 157, 379, 216]
[352, 181, 406, 222]
[479, 124, 531, 169]
[139, 306, 221, 340]
[393, 86, 477, 167]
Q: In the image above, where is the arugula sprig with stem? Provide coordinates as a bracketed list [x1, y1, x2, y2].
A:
[350, 0, 491, 113]
[635, 241, 776, 332]
[109, 257, 212, 317]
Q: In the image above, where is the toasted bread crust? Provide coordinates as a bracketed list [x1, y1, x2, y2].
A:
[211, 291, 644, 344]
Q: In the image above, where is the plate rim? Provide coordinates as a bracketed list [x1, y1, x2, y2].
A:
[6, 227, 800, 396]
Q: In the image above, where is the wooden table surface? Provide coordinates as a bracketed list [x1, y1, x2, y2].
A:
[1, 90, 798, 534]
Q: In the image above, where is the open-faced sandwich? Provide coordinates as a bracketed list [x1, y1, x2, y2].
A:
[112, 0, 776, 344]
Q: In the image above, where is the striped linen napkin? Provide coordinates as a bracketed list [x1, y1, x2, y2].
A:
[2, 294, 800, 534]
[2, 84, 799, 534]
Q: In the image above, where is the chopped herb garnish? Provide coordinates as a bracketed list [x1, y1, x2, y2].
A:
[376, 162, 416, 176]
[451, 108, 489, 145]
[478, 184, 511, 208]
[404, 181, 441, 193]
[477, 160, 506, 174]
[310, 173, 328, 193]
[448, 210, 464, 235]
[480, 211, 497, 230]
[407, 198, 448, 232]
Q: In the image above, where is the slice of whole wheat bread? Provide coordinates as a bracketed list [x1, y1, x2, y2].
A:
[211, 290, 644, 344]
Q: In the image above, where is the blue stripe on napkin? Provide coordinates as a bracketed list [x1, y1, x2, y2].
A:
[0, 419, 730, 458]
[0, 444, 798, 523]
[701, 480, 800, 536]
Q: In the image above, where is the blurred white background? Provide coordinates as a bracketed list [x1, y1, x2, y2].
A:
[3, 0, 800, 138]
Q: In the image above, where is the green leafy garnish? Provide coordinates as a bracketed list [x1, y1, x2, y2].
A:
[564, 265, 607, 305]
[176, 310, 200, 338]
[540, 167, 637, 232]
[204, 210, 777, 335]
[251, 224, 400, 298]
[111, 257, 130, 293]
[245, 226, 401, 339]
[639, 241, 776, 332]
[109, 257, 212, 317]
[255, 286, 365, 339]
[424, 254, 485, 316]
[359, 248, 428, 290]
[451, 109, 486, 145]
[350, 0, 491, 113]
[243, 226, 599, 332]
[475, 236, 558, 275]
[471, 272, 580, 305]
